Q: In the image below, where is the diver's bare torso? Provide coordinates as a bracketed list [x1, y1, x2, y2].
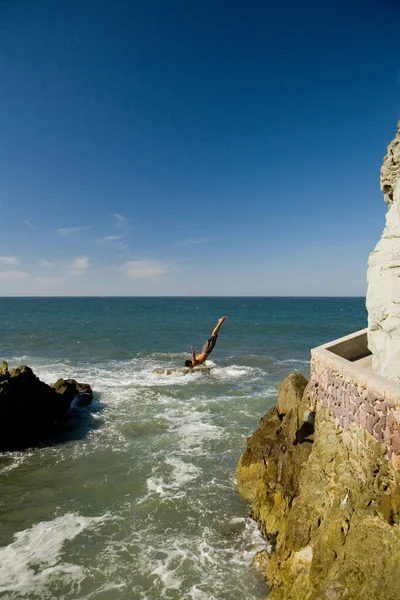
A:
[186, 317, 227, 369]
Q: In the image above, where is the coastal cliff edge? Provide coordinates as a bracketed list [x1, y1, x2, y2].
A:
[237, 372, 400, 600]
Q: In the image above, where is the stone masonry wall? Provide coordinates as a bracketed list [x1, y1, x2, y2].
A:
[310, 355, 400, 469]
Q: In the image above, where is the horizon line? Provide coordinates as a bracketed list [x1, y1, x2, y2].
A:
[0, 295, 367, 299]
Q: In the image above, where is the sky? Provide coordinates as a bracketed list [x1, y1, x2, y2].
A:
[0, 0, 399, 296]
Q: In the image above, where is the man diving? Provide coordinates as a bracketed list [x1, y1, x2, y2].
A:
[185, 316, 227, 369]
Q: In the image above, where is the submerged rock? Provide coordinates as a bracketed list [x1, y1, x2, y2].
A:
[0, 361, 93, 451]
[237, 372, 400, 600]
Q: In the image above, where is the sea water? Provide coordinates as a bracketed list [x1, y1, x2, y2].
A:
[0, 297, 367, 599]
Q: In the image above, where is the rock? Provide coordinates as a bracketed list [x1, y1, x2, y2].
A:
[237, 373, 314, 540]
[380, 120, 400, 207]
[237, 372, 400, 600]
[277, 372, 308, 417]
[236, 405, 282, 503]
[52, 378, 93, 407]
[73, 392, 93, 406]
[0, 365, 93, 451]
[367, 121, 400, 382]
[0, 361, 9, 379]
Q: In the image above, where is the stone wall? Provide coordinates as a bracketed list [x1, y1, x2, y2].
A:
[310, 333, 400, 469]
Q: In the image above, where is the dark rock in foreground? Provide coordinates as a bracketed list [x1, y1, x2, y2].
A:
[0, 361, 93, 451]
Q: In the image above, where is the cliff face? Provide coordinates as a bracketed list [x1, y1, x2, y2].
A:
[380, 121, 400, 207]
[237, 373, 400, 600]
[367, 122, 400, 383]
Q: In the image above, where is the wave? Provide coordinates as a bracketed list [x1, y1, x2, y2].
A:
[128, 514, 267, 600]
[276, 358, 310, 365]
[146, 458, 202, 499]
[0, 513, 113, 598]
[3, 349, 307, 416]
[0, 451, 35, 476]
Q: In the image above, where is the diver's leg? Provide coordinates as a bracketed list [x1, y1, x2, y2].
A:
[211, 316, 227, 337]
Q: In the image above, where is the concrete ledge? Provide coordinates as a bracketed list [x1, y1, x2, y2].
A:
[322, 328, 370, 361]
[312, 329, 400, 406]
[311, 329, 400, 466]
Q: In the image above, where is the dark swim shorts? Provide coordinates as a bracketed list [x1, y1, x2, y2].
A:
[202, 334, 218, 355]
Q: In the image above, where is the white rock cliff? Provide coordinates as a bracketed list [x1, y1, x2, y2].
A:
[367, 122, 400, 382]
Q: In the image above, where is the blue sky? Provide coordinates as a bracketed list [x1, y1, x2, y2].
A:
[0, 0, 399, 296]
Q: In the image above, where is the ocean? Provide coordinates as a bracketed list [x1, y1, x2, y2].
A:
[0, 297, 367, 600]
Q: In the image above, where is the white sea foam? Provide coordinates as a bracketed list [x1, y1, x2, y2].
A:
[134, 513, 267, 600]
[150, 549, 183, 591]
[146, 458, 201, 498]
[0, 451, 34, 476]
[188, 586, 213, 600]
[1, 349, 273, 599]
[160, 406, 224, 455]
[8, 354, 261, 407]
[84, 582, 127, 598]
[211, 364, 256, 379]
[166, 457, 201, 483]
[0, 513, 112, 597]
[229, 517, 271, 560]
[276, 358, 310, 365]
[96, 358, 259, 390]
[247, 386, 278, 398]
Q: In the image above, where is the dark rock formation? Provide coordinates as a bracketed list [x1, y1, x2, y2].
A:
[0, 361, 93, 451]
[237, 372, 400, 600]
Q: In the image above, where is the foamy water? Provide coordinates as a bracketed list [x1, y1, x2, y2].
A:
[0, 355, 273, 599]
[0, 513, 113, 598]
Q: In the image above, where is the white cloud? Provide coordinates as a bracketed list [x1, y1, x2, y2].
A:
[23, 219, 36, 229]
[173, 237, 212, 247]
[113, 213, 127, 227]
[40, 259, 55, 268]
[57, 226, 92, 236]
[124, 259, 170, 279]
[0, 270, 29, 280]
[100, 235, 127, 242]
[67, 256, 90, 277]
[0, 256, 20, 265]
[71, 256, 89, 270]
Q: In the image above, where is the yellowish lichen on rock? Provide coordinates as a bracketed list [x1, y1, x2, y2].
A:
[237, 372, 400, 600]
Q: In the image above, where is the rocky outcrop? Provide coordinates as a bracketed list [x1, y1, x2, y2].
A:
[380, 121, 400, 206]
[0, 361, 93, 451]
[367, 122, 400, 383]
[237, 373, 311, 505]
[237, 372, 400, 600]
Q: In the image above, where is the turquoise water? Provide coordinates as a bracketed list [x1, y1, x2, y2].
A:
[0, 297, 367, 599]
